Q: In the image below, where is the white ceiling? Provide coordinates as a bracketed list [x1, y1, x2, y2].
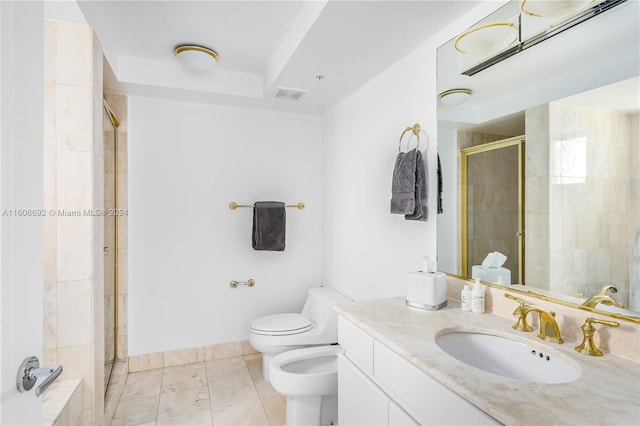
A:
[75, 0, 481, 115]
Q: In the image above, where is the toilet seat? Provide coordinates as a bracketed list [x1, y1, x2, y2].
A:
[269, 345, 340, 397]
[249, 313, 312, 336]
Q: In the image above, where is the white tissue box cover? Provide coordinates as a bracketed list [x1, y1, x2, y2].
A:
[406, 271, 447, 310]
[471, 265, 511, 286]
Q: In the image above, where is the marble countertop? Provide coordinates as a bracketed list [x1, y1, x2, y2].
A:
[334, 297, 640, 426]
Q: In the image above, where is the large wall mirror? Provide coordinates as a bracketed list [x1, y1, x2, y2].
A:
[437, 0, 640, 321]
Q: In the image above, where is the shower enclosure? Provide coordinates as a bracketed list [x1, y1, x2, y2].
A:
[461, 136, 525, 284]
[103, 99, 119, 394]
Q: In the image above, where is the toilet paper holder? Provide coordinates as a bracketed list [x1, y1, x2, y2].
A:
[230, 279, 255, 288]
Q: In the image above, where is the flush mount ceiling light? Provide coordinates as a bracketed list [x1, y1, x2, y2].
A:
[454, 22, 518, 59]
[174, 45, 218, 72]
[439, 89, 473, 106]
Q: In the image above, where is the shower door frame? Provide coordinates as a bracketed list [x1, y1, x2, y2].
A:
[460, 135, 525, 284]
[103, 98, 120, 395]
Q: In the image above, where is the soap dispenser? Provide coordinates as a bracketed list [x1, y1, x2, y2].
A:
[471, 278, 485, 313]
[461, 285, 472, 311]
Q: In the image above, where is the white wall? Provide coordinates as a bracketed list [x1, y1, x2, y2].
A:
[322, 40, 437, 301]
[128, 96, 322, 355]
[436, 128, 458, 275]
[128, 0, 509, 353]
[321, 1, 504, 301]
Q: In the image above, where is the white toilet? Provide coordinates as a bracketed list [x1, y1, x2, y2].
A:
[248, 286, 351, 382]
[269, 345, 340, 426]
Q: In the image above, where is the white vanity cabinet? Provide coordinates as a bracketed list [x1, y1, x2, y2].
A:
[388, 401, 420, 426]
[338, 317, 418, 425]
[338, 353, 392, 425]
[338, 316, 498, 426]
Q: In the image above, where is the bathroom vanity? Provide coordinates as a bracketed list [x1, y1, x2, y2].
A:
[335, 298, 640, 425]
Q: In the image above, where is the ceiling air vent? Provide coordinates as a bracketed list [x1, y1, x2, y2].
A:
[275, 87, 308, 100]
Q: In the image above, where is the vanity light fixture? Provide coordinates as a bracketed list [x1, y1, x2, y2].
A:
[461, 0, 627, 76]
[521, 0, 592, 20]
[439, 89, 473, 106]
[455, 22, 518, 60]
[174, 45, 219, 72]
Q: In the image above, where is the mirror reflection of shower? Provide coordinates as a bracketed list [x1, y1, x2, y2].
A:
[461, 136, 524, 285]
[103, 99, 119, 396]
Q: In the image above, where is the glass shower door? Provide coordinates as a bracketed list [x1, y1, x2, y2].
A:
[103, 101, 118, 395]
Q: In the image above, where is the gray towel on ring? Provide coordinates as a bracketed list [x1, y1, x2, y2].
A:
[252, 201, 286, 251]
[390, 150, 428, 221]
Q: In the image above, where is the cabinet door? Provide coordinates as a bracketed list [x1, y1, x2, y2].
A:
[338, 316, 374, 371]
[338, 353, 389, 425]
[389, 401, 419, 426]
[374, 341, 500, 425]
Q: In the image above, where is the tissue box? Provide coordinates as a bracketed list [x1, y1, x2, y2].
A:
[405, 271, 447, 311]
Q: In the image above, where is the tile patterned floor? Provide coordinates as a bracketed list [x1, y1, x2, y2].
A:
[111, 354, 286, 426]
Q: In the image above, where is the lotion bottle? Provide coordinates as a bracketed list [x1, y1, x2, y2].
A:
[472, 278, 485, 313]
[461, 285, 472, 311]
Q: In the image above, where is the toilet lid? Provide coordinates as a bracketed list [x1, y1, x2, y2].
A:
[250, 313, 312, 336]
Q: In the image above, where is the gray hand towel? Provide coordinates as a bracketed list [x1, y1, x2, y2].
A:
[390, 151, 417, 214]
[252, 201, 286, 251]
[405, 150, 428, 221]
[390, 150, 428, 221]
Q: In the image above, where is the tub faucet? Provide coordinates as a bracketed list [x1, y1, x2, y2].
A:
[504, 294, 563, 344]
[582, 295, 616, 309]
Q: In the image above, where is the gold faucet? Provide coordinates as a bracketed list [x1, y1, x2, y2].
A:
[597, 284, 618, 296]
[582, 295, 616, 308]
[575, 317, 620, 356]
[504, 294, 564, 344]
[504, 293, 533, 332]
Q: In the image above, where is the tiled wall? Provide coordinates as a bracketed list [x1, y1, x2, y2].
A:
[524, 104, 551, 289]
[526, 103, 632, 305]
[43, 19, 104, 425]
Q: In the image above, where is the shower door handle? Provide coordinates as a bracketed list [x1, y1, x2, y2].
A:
[16, 356, 63, 397]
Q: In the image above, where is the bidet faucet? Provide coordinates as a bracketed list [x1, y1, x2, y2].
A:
[582, 295, 616, 309]
[504, 294, 564, 344]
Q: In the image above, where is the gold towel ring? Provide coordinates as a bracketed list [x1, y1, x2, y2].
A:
[398, 123, 421, 153]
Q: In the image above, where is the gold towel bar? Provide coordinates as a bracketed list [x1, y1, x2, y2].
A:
[398, 123, 423, 152]
[229, 202, 305, 210]
[398, 123, 429, 152]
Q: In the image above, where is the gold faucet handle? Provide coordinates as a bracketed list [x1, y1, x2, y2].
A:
[504, 293, 525, 306]
[585, 317, 620, 328]
[504, 294, 533, 332]
[575, 317, 620, 356]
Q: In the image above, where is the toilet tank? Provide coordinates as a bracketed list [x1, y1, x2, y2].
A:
[301, 287, 351, 339]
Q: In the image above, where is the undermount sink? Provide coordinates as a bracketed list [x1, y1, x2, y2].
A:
[435, 329, 582, 384]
